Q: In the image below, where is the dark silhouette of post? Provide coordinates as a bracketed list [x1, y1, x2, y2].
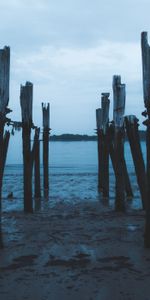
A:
[0, 46, 10, 208]
[141, 31, 150, 247]
[34, 128, 41, 199]
[113, 75, 126, 211]
[96, 108, 103, 191]
[125, 115, 146, 209]
[0, 123, 4, 209]
[101, 93, 110, 198]
[109, 123, 133, 199]
[42, 103, 50, 198]
[2, 131, 10, 176]
[122, 156, 134, 199]
[20, 82, 33, 213]
[0, 46, 10, 248]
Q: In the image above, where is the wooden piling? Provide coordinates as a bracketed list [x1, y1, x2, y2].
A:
[0, 47, 10, 115]
[109, 124, 133, 199]
[141, 31, 150, 247]
[0, 127, 3, 246]
[0, 127, 10, 209]
[125, 115, 146, 208]
[113, 75, 126, 211]
[20, 82, 33, 213]
[101, 93, 110, 198]
[122, 156, 134, 199]
[2, 131, 10, 176]
[0, 46, 10, 209]
[96, 108, 103, 191]
[0, 46, 10, 248]
[0, 121, 4, 209]
[42, 103, 50, 198]
[34, 128, 41, 199]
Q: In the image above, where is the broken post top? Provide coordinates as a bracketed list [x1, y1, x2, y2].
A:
[35, 127, 40, 138]
[96, 93, 110, 133]
[113, 75, 125, 128]
[20, 81, 33, 126]
[101, 93, 110, 133]
[96, 108, 103, 130]
[42, 102, 50, 130]
[125, 115, 139, 125]
[141, 31, 150, 108]
[0, 46, 10, 116]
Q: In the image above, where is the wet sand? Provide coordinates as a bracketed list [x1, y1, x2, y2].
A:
[0, 200, 149, 300]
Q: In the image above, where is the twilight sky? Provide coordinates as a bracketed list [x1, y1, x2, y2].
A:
[0, 0, 150, 134]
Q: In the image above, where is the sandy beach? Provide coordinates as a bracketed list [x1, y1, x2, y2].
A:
[0, 198, 150, 300]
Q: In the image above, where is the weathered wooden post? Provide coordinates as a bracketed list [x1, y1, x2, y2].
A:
[96, 108, 103, 191]
[101, 93, 110, 198]
[125, 115, 146, 208]
[42, 103, 50, 198]
[113, 75, 126, 211]
[34, 127, 41, 199]
[0, 124, 4, 246]
[109, 123, 133, 199]
[0, 130, 10, 248]
[0, 46, 10, 208]
[2, 131, 10, 176]
[0, 46, 10, 248]
[141, 31, 150, 247]
[122, 156, 134, 198]
[20, 82, 33, 213]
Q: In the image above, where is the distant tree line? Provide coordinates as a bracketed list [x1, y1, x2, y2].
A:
[50, 131, 146, 141]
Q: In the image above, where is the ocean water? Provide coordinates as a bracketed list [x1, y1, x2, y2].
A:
[2, 141, 146, 212]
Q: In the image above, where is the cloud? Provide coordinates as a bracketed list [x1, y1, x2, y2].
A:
[13, 40, 141, 81]
[0, 0, 148, 133]
[8, 39, 145, 133]
[0, 0, 149, 52]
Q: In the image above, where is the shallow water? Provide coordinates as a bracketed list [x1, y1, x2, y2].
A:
[2, 141, 146, 212]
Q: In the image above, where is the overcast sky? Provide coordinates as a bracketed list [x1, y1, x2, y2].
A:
[0, 0, 150, 134]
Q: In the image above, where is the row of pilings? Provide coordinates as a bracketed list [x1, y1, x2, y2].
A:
[0, 48, 50, 247]
[20, 83, 50, 213]
[96, 31, 150, 248]
[96, 82, 146, 210]
[1, 31, 150, 249]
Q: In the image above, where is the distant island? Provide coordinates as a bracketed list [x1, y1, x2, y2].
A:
[50, 131, 146, 141]
[50, 134, 97, 141]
